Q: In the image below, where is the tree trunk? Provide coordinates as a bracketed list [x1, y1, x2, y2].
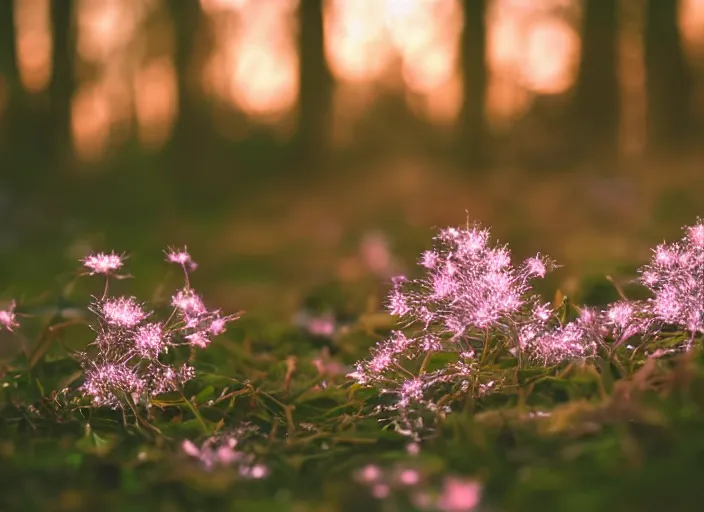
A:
[0, 0, 16, 152]
[297, 0, 332, 170]
[459, 0, 488, 168]
[169, 2, 209, 181]
[644, 0, 692, 152]
[50, 0, 74, 168]
[572, 0, 619, 162]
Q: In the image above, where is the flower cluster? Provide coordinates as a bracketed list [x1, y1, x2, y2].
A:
[639, 220, 704, 342]
[348, 219, 704, 436]
[78, 248, 239, 409]
[181, 424, 267, 477]
[354, 462, 482, 511]
[349, 222, 697, 434]
[349, 224, 570, 433]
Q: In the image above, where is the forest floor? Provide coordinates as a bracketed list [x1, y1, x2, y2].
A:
[2, 155, 704, 511]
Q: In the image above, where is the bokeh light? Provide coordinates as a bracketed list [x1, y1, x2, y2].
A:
[14, 0, 52, 93]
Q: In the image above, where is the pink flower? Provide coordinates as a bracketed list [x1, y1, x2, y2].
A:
[208, 316, 228, 335]
[171, 289, 207, 318]
[247, 464, 268, 479]
[0, 300, 19, 331]
[397, 468, 421, 486]
[360, 231, 394, 277]
[182, 430, 266, 476]
[82, 251, 124, 276]
[186, 331, 211, 348]
[99, 296, 148, 328]
[639, 220, 704, 338]
[165, 246, 198, 272]
[437, 477, 482, 512]
[420, 250, 439, 269]
[81, 362, 146, 408]
[133, 323, 167, 358]
[350, 222, 558, 435]
[688, 222, 704, 247]
[77, 246, 239, 410]
[356, 464, 382, 483]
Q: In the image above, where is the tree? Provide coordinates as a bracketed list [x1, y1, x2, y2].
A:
[0, 0, 17, 152]
[572, 1, 619, 162]
[297, 0, 332, 169]
[459, 0, 488, 168]
[644, 0, 692, 152]
[50, 0, 75, 167]
[169, 2, 210, 180]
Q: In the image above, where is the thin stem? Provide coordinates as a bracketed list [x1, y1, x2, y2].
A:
[418, 352, 433, 375]
[178, 387, 209, 434]
[393, 362, 416, 379]
[480, 328, 490, 365]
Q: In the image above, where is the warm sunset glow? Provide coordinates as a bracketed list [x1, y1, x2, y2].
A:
[14, 0, 52, 93]
[17, 0, 704, 162]
[680, 0, 704, 59]
[325, 0, 463, 134]
[485, 0, 580, 126]
[324, 0, 394, 84]
[407, 74, 463, 127]
[72, 0, 175, 160]
[75, 0, 143, 63]
[521, 18, 580, 94]
[134, 58, 178, 149]
[202, 0, 299, 125]
[618, 0, 646, 157]
[71, 81, 111, 162]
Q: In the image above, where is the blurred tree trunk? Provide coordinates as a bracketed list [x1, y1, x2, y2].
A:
[50, 0, 74, 168]
[644, 0, 692, 152]
[0, 0, 17, 152]
[169, 1, 209, 181]
[572, 1, 619, 162]
[459, 0, 488, 169]
[298, 0, 332, 169]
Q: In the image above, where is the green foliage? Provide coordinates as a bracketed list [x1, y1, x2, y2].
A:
[3, 290, 704, 512]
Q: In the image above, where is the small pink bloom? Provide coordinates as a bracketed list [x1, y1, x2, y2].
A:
[0, 300, 19, 331]
[420, 250, 439, 269]
[307, 316, 335, 337]
[166, 246, 198, 272]
[688, 223, 704, 247]
[406, 442, 420, 455]
[82, 251, 124, 275]
[654, 245, 677, 267]
[100, 296, 148, 328]
[249, 464, 268, 479]
[182, 440, 201, 458]
[358, 464, 382, 483]
[525, 255, 548, 278]
[360, 231, 393, 276]
[437, 477, 482, 512]
[133, 323, 166, 358]
[208, 316, 227, 335]
[606, 302, 634, 329]
[216, 445, 238, 465]
[371, 483, 390, 499]
[172, 289, 207, 317]
[397, 468, 421, 486]
[186, 331, 210, 348]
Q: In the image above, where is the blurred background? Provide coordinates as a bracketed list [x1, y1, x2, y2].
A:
[0, 0, 703, 318]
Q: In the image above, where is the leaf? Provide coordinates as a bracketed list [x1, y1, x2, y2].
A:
[194, 385, 215, 404]
[75, 432, 118, 457]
